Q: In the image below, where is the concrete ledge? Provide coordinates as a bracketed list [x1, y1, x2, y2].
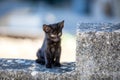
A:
[0, 22, 120, 80]
[0, 58, 76, 80]
[76, 23, 120, 80]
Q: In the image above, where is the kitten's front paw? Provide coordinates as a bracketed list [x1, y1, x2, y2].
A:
[54, 63, 61, 67]
[46, 64, 52, 68]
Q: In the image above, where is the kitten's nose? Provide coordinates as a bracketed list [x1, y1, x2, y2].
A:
[53, 38, 59, 42]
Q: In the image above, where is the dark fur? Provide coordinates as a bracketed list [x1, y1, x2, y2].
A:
[36, 20, 64, 68]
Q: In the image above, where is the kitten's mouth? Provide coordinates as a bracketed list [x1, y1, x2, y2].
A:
[51, 38, 59, 42]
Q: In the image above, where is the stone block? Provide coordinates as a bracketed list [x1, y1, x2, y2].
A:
[76, 23, 120, 80]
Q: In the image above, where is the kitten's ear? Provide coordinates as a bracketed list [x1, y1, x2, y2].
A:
[43, 24, 51, 33]
[58, 20, 64, 28]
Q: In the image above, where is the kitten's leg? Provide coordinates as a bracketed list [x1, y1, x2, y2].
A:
[51, 54, 55, 64]
[45, 52, 52, 68]
[54, 48, 61, 67]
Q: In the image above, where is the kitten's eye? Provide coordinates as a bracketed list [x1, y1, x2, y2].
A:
[50, 34, 56, 38]
[58, 32, 62, 36]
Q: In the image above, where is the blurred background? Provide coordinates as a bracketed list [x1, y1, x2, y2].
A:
[0, 0, 120, 62]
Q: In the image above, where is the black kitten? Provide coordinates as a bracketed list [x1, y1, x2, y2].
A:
[36, 20, 64, 68]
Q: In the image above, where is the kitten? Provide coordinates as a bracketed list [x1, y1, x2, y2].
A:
[36, 20, 64, 68]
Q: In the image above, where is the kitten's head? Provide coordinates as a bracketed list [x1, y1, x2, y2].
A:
[43, 20, 64, 42]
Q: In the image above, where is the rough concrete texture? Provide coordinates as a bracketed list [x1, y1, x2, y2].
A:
[76, 23, 120, 80]
[0, 58, 76, 80]
[0, 23, 120, 80]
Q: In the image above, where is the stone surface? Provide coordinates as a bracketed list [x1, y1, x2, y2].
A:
[0, 22, 120, 80]
[0, 58, 76, 80]
[76, 23, 120, 80]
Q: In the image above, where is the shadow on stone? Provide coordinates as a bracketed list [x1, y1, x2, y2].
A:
[0, 58, 76, 80]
